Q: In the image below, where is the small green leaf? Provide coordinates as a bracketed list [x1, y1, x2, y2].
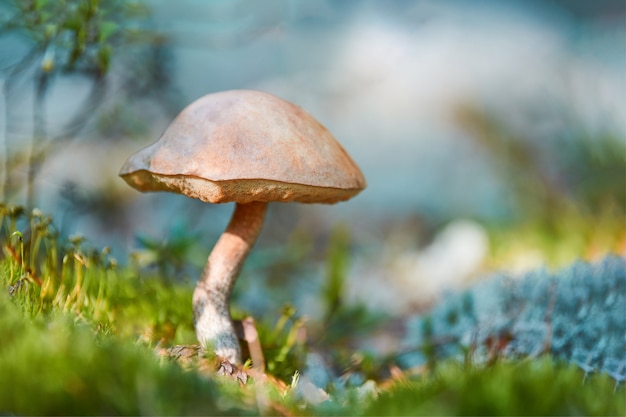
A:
[98, 21, 119, 43]
[97, 45, 111, 73]
[44, 23, 57, 40]
[63, 17, 81, 32]
[34, 0, 50, 10]
[39, 11, 52, 23]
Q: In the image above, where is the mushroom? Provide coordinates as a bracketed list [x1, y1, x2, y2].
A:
[119, 89, 366, 364]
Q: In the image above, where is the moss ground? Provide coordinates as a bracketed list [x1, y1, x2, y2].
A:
[0, 204, 623, 416]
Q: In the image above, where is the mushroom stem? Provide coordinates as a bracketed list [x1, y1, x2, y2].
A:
[193, 201, 268, 364]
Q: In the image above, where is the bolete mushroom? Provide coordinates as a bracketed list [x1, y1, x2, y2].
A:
[119, 89, 366, 364]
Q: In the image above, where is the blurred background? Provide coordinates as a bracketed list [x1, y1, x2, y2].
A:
[0, 0, 624, 324]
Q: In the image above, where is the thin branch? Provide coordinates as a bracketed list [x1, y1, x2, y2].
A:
[26, 68, 51, 209]
[50, 72, 108, 143]
[0, 79, 6, 201]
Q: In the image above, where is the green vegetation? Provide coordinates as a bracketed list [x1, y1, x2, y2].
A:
[0, 290, 251, 416]
[1, 203, 623, 416]
[363, 359, 625, 416]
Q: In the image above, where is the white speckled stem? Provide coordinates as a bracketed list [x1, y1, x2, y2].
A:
[193, 201, 267, 364]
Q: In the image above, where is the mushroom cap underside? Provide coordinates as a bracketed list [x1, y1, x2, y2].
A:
[121, 171, 363, 204]
[120, 89, 366, 204]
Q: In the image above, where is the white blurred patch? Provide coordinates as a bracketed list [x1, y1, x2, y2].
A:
[292, 374, 330, 405]
[346, 219, 489, 314]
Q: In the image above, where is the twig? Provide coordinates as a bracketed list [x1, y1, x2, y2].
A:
[26, 67, 51, 209]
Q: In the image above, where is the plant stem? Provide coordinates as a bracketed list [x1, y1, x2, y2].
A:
[0, 78, 6, 201]
[2, 47, 46, 202]
[27, 70, 50, 209]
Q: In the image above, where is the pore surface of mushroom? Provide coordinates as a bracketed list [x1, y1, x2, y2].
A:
[120, 89, 366, 364]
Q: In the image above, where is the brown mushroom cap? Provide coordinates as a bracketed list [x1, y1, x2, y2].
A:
[120, 89, 366, 204]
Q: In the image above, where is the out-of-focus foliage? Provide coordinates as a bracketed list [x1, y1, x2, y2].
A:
[0, 0, 150, 74]
[0, 0, 168, 208]
[319, 227, 389, 346]
[456, 102, 625, 270]
[457, 104, 625, 222]
[132, 222, 201, 281]
[487, 209, 625, 271]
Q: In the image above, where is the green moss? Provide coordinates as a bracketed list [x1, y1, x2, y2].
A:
[364, 358, 625, 416]
[2, 205, 624, 416]
[0, 289, 255, 416]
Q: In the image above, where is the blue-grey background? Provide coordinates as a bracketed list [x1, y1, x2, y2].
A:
[1, 0, 624, 319]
